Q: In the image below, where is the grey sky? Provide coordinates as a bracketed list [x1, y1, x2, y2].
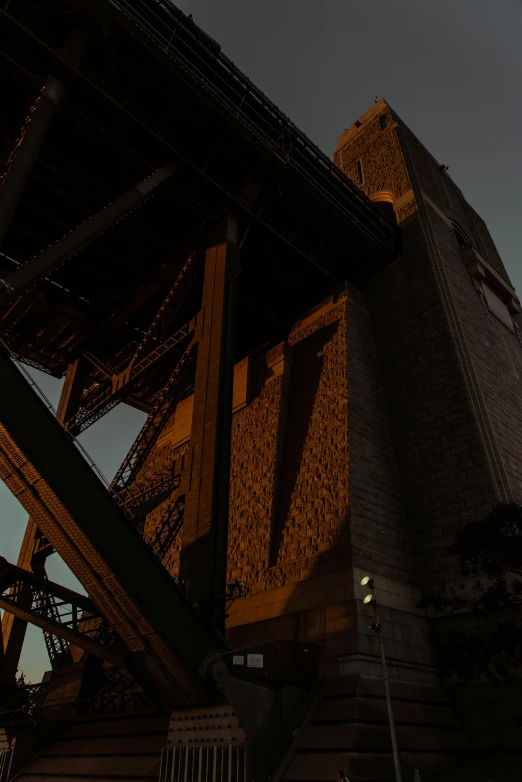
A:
[174, 0, 521, 288]
[2, 0, 520, 682]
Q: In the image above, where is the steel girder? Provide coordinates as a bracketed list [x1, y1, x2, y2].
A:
[63, 253, 199, 435]
[0, 344, 221, 706]
[90, 0, 396, 252]
[0, 19, 95, 251]
[129, 251, 199, 368]
[0, 5, 395, 283]
[68, 321, 195, 434]
[1, 355, 84, 679]
[0, 557, 123, 666]
[111, 338, 197, 501]
[0, 165, 176, 310]
[0, 76, 64, 248]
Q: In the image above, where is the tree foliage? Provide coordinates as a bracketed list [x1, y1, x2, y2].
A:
[417, 502, 522, 681]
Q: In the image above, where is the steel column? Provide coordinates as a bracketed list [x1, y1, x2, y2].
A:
[56, 357, 88, 424]
[1, 519, 39, 682]
[179, 214, 238, 634]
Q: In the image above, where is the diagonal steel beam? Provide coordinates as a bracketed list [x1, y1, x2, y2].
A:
[67, 319, 195, 435]
[0, 557, 125, 667]
[111, 338, 197, 502]
[0, 22, 95, 251]
[1, 356, 87, 679]
[0, 164, 177, 308]
[130, 252, 199, 368]
[0, 345, 216, 705]
[121, 453, 186, 518]
[0, 76, 64, 248]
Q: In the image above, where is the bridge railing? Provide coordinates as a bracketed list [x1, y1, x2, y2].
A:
[107, 0, 396, 252]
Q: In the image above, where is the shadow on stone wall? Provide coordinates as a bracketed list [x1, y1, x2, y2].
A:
[270, 322, 338, 566]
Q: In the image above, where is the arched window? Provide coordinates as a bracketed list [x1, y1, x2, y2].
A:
[450, 220, 471, 248]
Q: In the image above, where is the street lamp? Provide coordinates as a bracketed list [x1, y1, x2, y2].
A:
[360, 576, 403, 782]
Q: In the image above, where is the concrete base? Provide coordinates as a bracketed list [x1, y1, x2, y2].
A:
[279, 674, 475, 782]
[337, 653, 439, 685]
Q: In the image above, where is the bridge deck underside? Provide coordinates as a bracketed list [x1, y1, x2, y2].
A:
[0, 0, 395, 394]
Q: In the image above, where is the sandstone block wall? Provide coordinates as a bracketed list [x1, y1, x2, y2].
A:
[334, 98, 522, 587]
[135, 97, 522, 679]
[142, 283, 433, 678]
[345, 285, 414, 584]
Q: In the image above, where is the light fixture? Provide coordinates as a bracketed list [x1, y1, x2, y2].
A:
[363, 594, 374, 605]
[360, 576, 370, 586]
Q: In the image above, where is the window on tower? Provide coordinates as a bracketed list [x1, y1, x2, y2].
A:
[355, 160, 363, 185]
[481, 283, 514, 331]
[453, 224, 471, 248]
[379, 114, 388, 131]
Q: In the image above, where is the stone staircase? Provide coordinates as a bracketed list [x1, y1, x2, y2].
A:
[12, 710, 170, 782]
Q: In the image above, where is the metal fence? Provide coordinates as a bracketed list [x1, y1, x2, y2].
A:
[160, 744, 248, 782]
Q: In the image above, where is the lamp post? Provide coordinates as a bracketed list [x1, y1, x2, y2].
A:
[360, 576, 403, 782]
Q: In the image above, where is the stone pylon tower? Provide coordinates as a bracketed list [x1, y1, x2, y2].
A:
[137, 99, 522, 775]
[148, 99, 522, 680]
[334, 98, 522, 590]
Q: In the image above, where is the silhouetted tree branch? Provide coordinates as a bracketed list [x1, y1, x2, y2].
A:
[417, 502, 522, 681]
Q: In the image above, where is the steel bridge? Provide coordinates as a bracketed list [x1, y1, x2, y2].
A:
[0, 0, 397, 779]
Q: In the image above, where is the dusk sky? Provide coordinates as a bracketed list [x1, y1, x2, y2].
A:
[1, 0, 520, 682]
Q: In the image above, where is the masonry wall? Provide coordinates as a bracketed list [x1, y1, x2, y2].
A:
[402, 123, 511, 282]
[334, 98, 522, 588]
[346, 285, 414, 585]
[363, 215, 497, 584]
[400, 122, 522, 501]
[426, 204, 522, 498]
[143, 285, 435, 678]
[137, 97, 522, 679]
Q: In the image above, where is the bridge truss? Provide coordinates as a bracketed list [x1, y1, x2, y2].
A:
[0, 0, 396, 726]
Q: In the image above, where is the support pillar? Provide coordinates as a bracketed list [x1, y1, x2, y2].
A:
[56, 357, 87, 425]
[1, 519, 38, 682]
[179, 214, 239, 635]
